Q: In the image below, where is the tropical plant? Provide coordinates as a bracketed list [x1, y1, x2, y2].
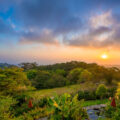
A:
[48, 93, 88, 120]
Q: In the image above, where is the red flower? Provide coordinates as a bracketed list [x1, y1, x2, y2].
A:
[111, 98, 116, 107]
[28, 99, 33, 108]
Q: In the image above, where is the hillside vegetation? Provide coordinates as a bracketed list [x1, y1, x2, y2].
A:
[0, 61, 120, 120]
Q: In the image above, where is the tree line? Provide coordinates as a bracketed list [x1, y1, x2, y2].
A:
[18, 61, 120, 89]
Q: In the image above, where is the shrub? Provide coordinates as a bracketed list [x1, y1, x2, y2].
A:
[88, 90, 96, 100]
[107, 87, 116, 97]
[96, 84, 107, 99]
[104, 104, 116, 118]
[84, 91, 91, 100]
[0, 96, 16, 120]
[15, 107, 50, 120]
[77, 91, 84, 100]
[78, 90, 96, 100]
[36, 97, 48, 108]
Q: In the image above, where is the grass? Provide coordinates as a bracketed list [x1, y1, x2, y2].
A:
[29, 82, 98, 100]
[82, 99, 110, 107]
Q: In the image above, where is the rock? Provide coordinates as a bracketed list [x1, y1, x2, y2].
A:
[84, 104, 106, 110]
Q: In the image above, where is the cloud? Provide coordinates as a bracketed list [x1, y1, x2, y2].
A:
[1, 0, 120, 48]
[14, 0, 82, 32]
[12, 0, 84, 44]
[90, 11, 113, 28]
[20, 29, 59, 45]
[63, 11, 120, 48]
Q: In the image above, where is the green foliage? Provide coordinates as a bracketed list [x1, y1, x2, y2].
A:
[48, 93, 88, 120]
[0, 96, 16, 120]
[104, 96, 120, 120]
[104, 68, 118, 85]
[77, 91, 84, 100]
[107, 87, 116, 97]
[78, 87, 115, 100]
[78, 69, 92, 83]
[82, 99, 110, 107]
[15, 107, 50, 120]
[1, 61, 120, 120]
[35, 97, 48, 108]
[20, 61, 120, 89]
[78, 90, 96, 100]
[55, 69, 66, 76]
[47, 74, 67, 88]
[19, 62, 38, 71]
[96, 84, 107, 99]
[105, 104, 119, 119]
[34, 70, 51, 89]
[67, 68, 83, 84]
[27, 69, 37, 81]
[0, 67, 31, 95]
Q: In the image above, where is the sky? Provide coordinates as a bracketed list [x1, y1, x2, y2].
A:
[0, 0, 120, 65]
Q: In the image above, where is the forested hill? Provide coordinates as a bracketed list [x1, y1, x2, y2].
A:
[1, 61, 119, 90]
[17, 61, 120, 90]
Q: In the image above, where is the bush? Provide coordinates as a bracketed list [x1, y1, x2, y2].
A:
[78, 87, 116, 101]
[15, 107, 50, 120]
[96, 84, 107, 99]
[78, 90, 96, 100]
[77, 91, 84, 100]
[0, 96, 16, 120]
[105, 102, 120, 119]
[107, 87, 116, 97]
[105, 105, 116, 118]
[36, 97, 48, 108]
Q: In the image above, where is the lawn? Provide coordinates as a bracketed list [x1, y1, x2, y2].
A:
[29, 82, 98, 100]
[82, 99, 110, 107]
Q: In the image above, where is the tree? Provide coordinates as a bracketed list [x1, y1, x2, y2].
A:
[67, 68, 83, 84]
[96, 84, 107, 99]
[0, 67, 31, 95]
[55, 69, 66, 76]
[46, 74, 67, 88]
[78, 70, 92, 83]
[34, 70, 51, 89]
[19, 62, 38, 71]
[104, 68, 115, 84]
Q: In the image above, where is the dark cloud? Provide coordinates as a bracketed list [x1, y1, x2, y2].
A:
[12, 0, 84, 44]
[62, 10, 120, 48]
[90, 26, 111, 36]
[20, 29, 58, 45]
[14, 0, 82, 32]
[1, 0, 120, 47]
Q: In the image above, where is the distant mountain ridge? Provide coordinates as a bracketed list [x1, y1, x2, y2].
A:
[0, 63, 16, 68]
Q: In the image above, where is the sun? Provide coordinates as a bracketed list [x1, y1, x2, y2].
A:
[101, 53, 108, 59]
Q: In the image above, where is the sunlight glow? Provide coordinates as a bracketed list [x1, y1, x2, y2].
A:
[101, 53, 108, 59]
